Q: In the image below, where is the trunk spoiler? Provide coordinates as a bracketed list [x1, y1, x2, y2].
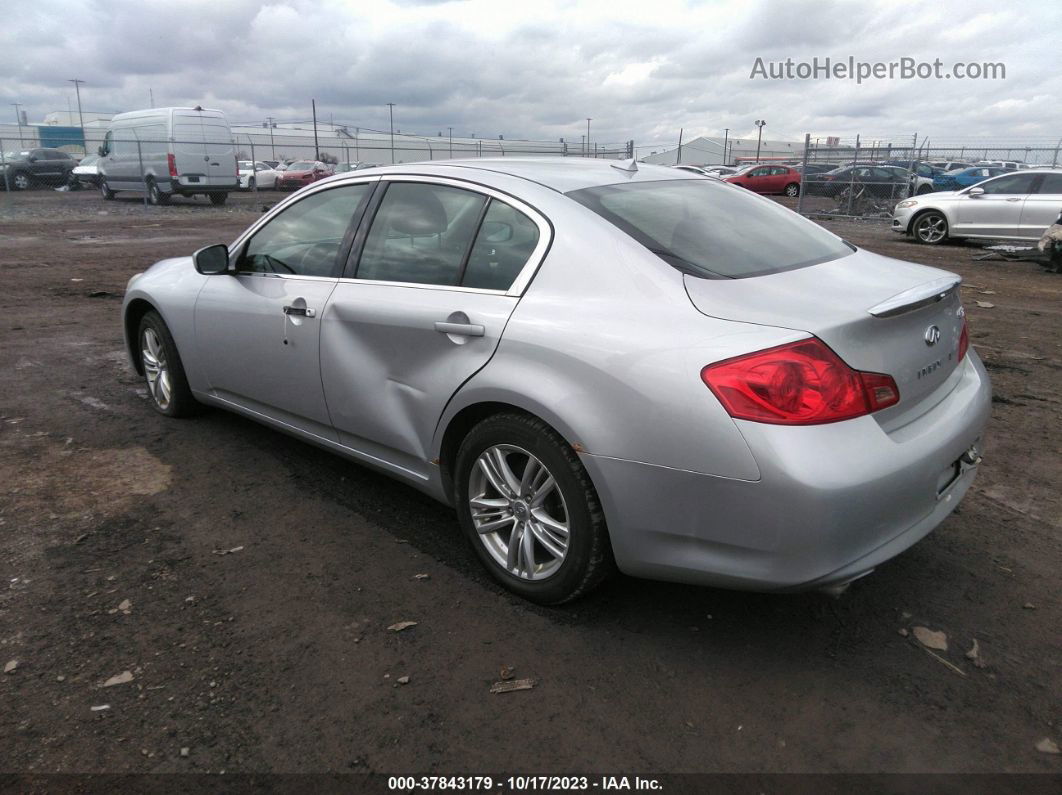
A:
[867, 275, 961, 318]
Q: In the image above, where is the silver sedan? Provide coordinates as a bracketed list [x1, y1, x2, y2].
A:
[122, 158, 991, 603]
[893, 169, 1062, 244]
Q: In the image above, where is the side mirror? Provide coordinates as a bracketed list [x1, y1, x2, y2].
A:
[98, 146, 106, 157]
[968, 186, 985, 197]
[193, 244, 230, 275]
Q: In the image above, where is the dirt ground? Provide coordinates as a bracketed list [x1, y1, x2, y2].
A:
[1, 189, 1060, 777]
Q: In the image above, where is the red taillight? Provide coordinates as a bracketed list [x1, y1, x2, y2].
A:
[701, 338, 900, 425]
[167, 153, 178, 178]
[957, 317, 970, 361]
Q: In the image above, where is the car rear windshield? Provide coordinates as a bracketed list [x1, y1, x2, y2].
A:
[566, 179, 853, 279]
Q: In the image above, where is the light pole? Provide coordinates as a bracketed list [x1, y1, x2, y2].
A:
[754, 119, 766, 163]
[722, 128, 729, 166]
[68, 79, 85, 131]
[266, 116, 276, 159]
[11, 103, 24, 145]
[448, 126, 452, 159]
[586, 118, 592, 157]
[387, 103, 396, 164]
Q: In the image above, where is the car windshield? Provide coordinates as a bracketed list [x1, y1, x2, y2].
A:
[289, 161, 314, 170]
[567, 179, 853, 279]
[731, 164, 758, 175]
[78, 155, 99, 166]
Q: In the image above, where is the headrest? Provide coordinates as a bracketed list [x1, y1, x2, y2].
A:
[389, 188, 449, 236]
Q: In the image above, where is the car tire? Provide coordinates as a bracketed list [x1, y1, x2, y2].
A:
[12, 171, 31, 191]
[209, 193, 228, 206]
[248, 177, 256, 191]
[453, 413, 613, 604]
[912, 210, 949, 245]
[784, 182, 800, 197]
[137, 310, 198, 418]
[100, 180, 115, 200]
[147, 179, 171, 206]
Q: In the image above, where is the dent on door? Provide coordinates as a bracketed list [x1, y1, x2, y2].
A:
[320, 284, 518, 477]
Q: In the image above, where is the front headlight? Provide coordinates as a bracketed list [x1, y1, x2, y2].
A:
[896, 200, 918, 209]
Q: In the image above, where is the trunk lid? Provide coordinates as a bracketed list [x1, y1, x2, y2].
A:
[684, 248, 966, 420]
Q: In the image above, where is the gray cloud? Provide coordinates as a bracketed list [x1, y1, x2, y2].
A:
[1, 0, 1060, 151]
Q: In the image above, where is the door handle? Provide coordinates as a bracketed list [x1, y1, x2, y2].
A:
[283, 305, 316, 318]
[1005, 197, 1021, 202]
[434, 321, 484, 337]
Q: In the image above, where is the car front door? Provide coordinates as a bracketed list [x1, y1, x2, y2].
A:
[194, 181, 375, 439]
[1017, 174, 1059, 240]
[955, 172, 1039, 238]
[320, 177, 549, 479]
[744, 166, 771, 192]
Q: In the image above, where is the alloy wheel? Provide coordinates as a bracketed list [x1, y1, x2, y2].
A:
[141, 327, 172, 410]
[13, 173, 30, 190]
[916, 214, 947, 243]
[468, 444, 569, 581]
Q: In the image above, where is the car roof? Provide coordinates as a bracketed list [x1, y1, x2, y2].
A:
[335, 157, 693, 194]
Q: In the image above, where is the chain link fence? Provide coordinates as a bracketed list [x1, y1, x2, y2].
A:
[791, 134, 1062, 220]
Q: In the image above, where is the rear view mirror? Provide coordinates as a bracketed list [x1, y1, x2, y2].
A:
[193, 244, 230, 275]
[968, 187, 985, 197]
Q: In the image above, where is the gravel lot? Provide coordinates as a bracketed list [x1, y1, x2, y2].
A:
[1, 189, 1060, 776]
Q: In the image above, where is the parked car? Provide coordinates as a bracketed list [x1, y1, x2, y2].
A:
[701, 165, 738, 177]
[97, 106, 238, 205]
[803, 166, 910, 199]
[974, 160, 1020, 170]
[878, 164, 937, 196]
[931, 167, 1007, 192]
[238, 160, 282, 190]
[261, 160, 281, 169]
[71, 154, 101, 189]
[927, 161, 972, 173]
[793, 163, 836, 176]
[895, 170, 1062, 244]
[274, 160, 334, 191]
[0, 147, 78, 190]
[723, 164, 802, 196]
[121, 158, 989, 603]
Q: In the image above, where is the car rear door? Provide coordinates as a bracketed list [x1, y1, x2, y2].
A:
[1016, 174, 1059, 240]
[319, 176, 550, 479]
[955, 172, 1039, 238]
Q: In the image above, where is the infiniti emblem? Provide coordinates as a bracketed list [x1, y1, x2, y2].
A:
[924, 325, 941, 346]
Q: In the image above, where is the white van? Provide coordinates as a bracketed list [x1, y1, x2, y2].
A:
[97, 106, 238, 205]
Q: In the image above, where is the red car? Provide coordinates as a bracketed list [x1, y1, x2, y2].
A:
[275, 160, 334, 191]
[723, 164, 802, 197]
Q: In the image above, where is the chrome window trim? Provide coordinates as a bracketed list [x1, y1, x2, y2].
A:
[350, 174, 553, 297]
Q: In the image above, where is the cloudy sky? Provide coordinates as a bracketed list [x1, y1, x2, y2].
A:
[3, 0, 1060, 152]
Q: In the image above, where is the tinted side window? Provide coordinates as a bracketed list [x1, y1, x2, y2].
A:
[240, 184, 370, 277]
[462, 200, 541, 290]
[980, 174, 1038, 194]
[1037, 174, 1062, 194]
[356, 183, 486, 285]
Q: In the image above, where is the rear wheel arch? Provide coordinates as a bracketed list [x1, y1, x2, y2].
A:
[438, 401, 587, 503]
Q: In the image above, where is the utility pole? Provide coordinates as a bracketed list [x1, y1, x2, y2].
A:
[754, 119, 766, 163]
[586, 118, 592, 157]
[677, 128, 684, 165]
[387, 103, 396, 164]
[311, 99, 320, 159]
[68, 79, 85, 131]
[722, 128, 729, 166]
[266, 117, 276, 159]
[448, 126, 452, 159]
[11, 103, 24, 145]
[149, 88, 154, 108]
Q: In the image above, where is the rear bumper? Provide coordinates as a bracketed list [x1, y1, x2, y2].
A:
[582, 353, 991, 591]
